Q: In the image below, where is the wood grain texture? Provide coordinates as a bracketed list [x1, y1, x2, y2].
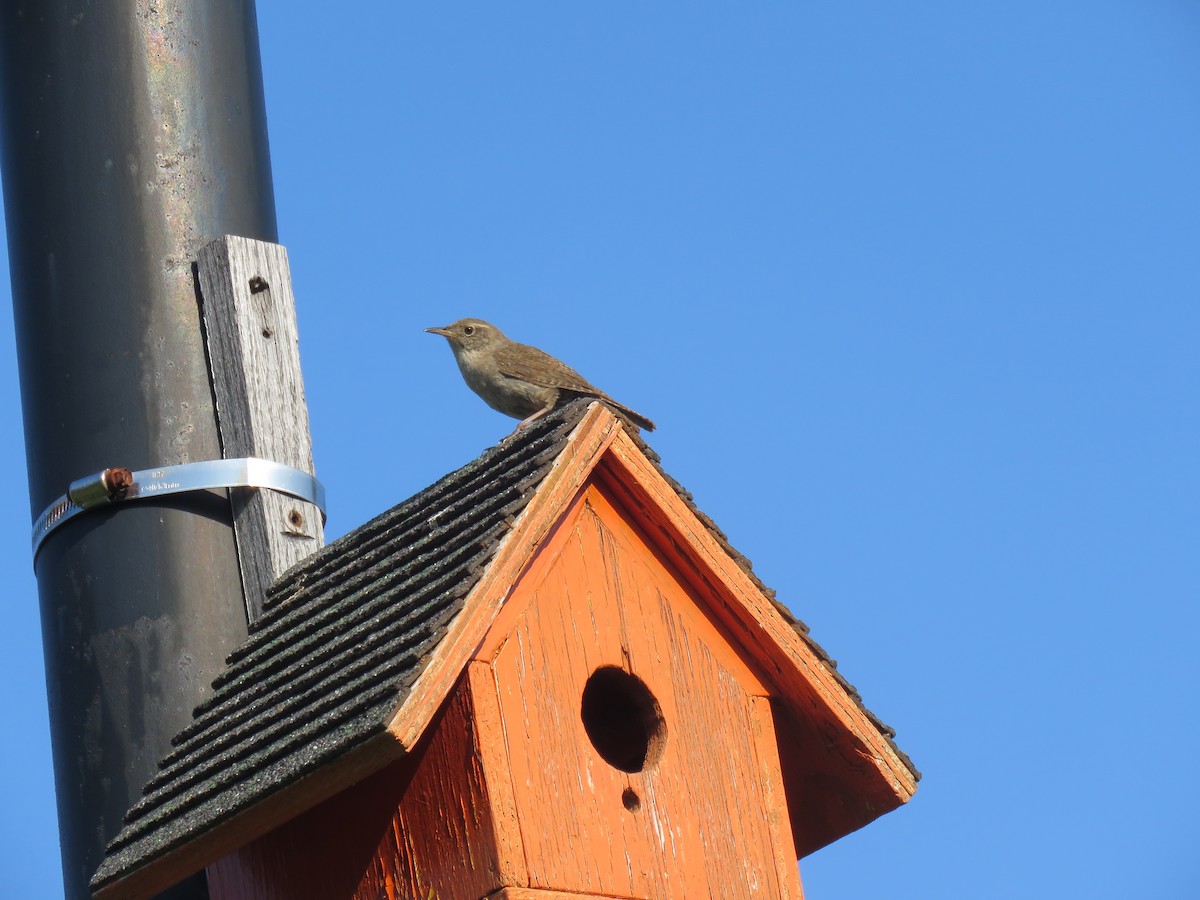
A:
[352, 677, 504, 900]
[484, 484, 803, 899]
[197, 235, 323, 621]
[386, 402, 621, 751]
[748, 695, 806, 900]
[466, 660, 529, 889]
[596, 430, 919, 848]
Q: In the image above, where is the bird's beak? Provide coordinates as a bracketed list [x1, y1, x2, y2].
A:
[425, 326, 452, 337]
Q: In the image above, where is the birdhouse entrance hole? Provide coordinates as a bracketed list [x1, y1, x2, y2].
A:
[580, 666, 666, 774]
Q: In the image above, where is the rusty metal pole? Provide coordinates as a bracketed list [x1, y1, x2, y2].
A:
[0, 3, 277, 897]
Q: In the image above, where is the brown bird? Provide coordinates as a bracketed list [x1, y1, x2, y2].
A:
[426, 318, 655, 433]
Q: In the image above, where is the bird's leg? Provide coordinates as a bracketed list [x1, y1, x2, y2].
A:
[505, 401, 556, 438]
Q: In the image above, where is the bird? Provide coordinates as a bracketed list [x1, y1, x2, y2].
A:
[426, 318, 656, 433]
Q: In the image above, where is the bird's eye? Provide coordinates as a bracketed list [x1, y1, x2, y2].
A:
[463, 325, 475, 336]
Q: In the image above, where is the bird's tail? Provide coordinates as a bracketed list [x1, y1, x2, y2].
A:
[598, 397, 656, 432]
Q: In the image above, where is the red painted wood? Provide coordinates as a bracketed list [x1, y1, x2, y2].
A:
[481, 485, 804, 898]
[354, 679, 505, 900]
[596, 435, 917, 851]
[206, 750, 418, 900]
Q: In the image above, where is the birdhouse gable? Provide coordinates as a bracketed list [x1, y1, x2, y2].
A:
[461, 480, 805, 896]
[91, 399, 917, 900]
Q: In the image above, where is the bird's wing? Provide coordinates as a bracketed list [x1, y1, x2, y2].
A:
[494, 342, 601, 394]
[496, 340, 657, 432]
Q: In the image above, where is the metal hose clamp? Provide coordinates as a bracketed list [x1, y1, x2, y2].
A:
[32, 457, 326, 562]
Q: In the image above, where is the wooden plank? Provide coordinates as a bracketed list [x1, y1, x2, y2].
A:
[599, 430, 919, 804]
[197, 235, 323, 621]
[477, 487, 769, 693]
[487, 486, 796, 898]
[466, 660, 530, 889]
[352, 677, 504, 900]
[386, 401, 621, 750]
[748, 695, 806, 899]
[471, 489, 592, 663]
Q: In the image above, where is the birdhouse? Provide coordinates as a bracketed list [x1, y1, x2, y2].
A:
[91, 400, 918, 900]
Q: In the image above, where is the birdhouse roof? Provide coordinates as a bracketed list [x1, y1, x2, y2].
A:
[91, 399, 919, 900]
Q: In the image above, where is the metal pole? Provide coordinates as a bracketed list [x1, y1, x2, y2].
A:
[0, 3, 277, 897]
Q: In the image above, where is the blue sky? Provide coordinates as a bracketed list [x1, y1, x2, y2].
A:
[2, 3, 1198, 897]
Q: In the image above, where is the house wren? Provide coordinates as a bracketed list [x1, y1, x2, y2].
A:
[426, 318, 656, 433]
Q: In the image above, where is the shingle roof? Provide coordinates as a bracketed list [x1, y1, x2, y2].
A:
[91, 400, 595, 894]
[93, 397, 917, 895]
